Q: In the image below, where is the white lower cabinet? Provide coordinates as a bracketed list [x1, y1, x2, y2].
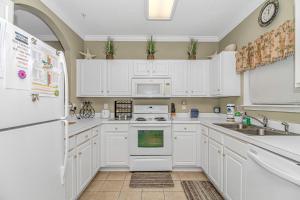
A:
[65, 127, 100, 200]
[200, 134, 209, 172]
[173, 132, 197, 166]
[101, 125, 129, 167]
[65, 149, 77, 200]
[223, 147, 246, 200]
[172, 124, 201, 167]
[208, 139, 223, 192]
[77, 140, 92, 193]
[92, 136, 100, 175]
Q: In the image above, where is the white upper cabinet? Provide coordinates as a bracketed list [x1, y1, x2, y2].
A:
[152, 61, 170, 77]
[190, 60, 209, 96]
[209, 52, 241, 97]
[133, 60, 151, 76]
[76, 60, 106, 97]
[133, 60, 169, 77]
[106, 60, 133, 96]
[171, 61, 189, 96]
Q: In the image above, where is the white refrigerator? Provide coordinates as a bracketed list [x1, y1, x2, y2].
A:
[0, 17, 69, 200]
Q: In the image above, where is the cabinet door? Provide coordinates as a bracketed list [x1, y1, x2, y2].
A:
[223, 148, 246, 200]
[0, 0, 13, 22]
[173, 132, 197, 166]
[92, 136, 100, 175]
[133, 60, 151, 76]
[65, 149, 77, 200]
[102, 132, 128, 167]
[190, 60, 209, 96]
[152, 61, 169, 76]
[77, 140, 92, 193]
[200, 134, 209, 172]
[208, 139, 223, 191]
[170, 61, 189, 96]
[107, 60, 132, 96]
[77, 60, 106, 96]
[209, 55, 221, 96]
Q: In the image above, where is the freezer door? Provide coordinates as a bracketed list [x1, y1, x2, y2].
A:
[0, 120, 66, 200]
[0, 23, 66, 129]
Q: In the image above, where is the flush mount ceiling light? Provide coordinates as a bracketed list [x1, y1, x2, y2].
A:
[146, 0, 178, 20]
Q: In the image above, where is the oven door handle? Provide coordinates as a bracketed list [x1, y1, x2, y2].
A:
[130, 124, 171, 127]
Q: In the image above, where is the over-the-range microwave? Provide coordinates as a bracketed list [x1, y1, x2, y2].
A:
[132, 78, 171, 98]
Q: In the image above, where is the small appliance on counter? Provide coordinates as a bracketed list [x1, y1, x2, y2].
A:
[114, 100, 132, 120]
[213, 106, 221, 113]
[101, 104, 110, 119]
[190, 108, 199, 118]
[171, 103, 176, 118]
[226, 104, 235, 121]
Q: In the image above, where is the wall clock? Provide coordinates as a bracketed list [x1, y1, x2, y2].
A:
[258, 0, 279, 27]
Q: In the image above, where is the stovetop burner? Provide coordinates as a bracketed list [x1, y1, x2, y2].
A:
[136, 117, 146, 121]
[154, 117, 167, 121]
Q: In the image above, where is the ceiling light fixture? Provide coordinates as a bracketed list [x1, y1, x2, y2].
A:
[146, 0, 178, 21]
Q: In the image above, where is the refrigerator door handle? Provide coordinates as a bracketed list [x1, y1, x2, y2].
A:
[61, 120, 69, 185]
[58, 51, 69, 119]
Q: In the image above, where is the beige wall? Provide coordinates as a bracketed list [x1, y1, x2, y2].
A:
[219, 0, 300, 123]
[81, 41, 220, 113]
[45, 41, 64, 51]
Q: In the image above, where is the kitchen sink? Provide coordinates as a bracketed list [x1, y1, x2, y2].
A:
[213, 123, 298, 136]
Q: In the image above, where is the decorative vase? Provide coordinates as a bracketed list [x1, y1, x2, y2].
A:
[188, 55, 196, 60]
[106, 54, 114, 59]
[147, 54, 155, 60]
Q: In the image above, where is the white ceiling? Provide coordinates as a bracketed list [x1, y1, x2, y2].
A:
[14, 8, 58, 41]
[39, 0, 264, 42]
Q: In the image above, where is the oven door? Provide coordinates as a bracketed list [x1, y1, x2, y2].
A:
[129, 124, 172, 156]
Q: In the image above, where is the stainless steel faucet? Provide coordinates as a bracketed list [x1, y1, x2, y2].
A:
[281, 122, 290, 133]
[244, 113, 269, 127]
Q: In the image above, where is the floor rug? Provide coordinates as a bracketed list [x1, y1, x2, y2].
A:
[129, 172, 174, 188]
[181, 181, 224, 200]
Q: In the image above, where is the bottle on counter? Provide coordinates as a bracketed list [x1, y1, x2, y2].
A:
[171, 103, 176, 118]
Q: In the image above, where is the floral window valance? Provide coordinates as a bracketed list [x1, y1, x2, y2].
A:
[236, 20, 295, 73]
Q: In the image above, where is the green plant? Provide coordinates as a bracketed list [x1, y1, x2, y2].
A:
[105, 39, 115, 55]
[147, 36, 156, 55]
[187, 39, 198, 58]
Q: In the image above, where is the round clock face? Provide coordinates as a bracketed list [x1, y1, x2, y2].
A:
[258, 0, 279, 27]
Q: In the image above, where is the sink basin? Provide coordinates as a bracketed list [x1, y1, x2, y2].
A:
[213, 123, 298, 136]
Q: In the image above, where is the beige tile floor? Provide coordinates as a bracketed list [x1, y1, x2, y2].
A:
[79, 171, 208, 200]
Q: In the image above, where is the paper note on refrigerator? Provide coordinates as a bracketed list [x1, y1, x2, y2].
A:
[4, 24, 32, 90]
[31, 40, 61, 97]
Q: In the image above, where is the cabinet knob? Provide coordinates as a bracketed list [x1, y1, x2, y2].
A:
[223, 154, 226, 157]
[78, 152, 82, 155]
[174, 136, 177, 140]
[218, 150, 221, 154]
[204, 141, 207, 144]
[124, 137, 127, 139]
[107, 90, 110, 93]
[74, 155, 77, 159]
[115, 127, 118, 130]
[185, 91, 188, 93]
[184, 127, 187, 130]
[101, 90, 104, 93]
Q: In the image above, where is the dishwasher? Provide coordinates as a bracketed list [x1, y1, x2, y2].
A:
[246, 144, 300, 200]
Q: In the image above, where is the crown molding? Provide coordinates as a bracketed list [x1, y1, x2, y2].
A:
[36, 34, 58, 41]
[84, 35, 219, 42]
[218, 0, 264, 40]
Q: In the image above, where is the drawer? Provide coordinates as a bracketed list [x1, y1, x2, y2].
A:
[224, 135, 248, 158]
[68, 136, 77, 151]
[92, 127, 100, 137]
[77, 129, 92, 145]
[102, 124, 128, 132]
[201, 126, 209, 136]
[173, 124, 198, 132]
[209, 128, 223, 144]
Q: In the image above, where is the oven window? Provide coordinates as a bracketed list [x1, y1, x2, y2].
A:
[138, 130, 164, 148]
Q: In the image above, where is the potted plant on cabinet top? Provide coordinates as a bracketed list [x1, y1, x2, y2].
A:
[146, 36, 156, 60]
[105, 38, 115, 59]
[187, 39, 198, 60]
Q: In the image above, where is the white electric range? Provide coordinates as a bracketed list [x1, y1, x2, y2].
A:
[129, 105, 172, 171]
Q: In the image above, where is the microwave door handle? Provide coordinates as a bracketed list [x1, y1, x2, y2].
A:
[247, 151, 300, 186]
